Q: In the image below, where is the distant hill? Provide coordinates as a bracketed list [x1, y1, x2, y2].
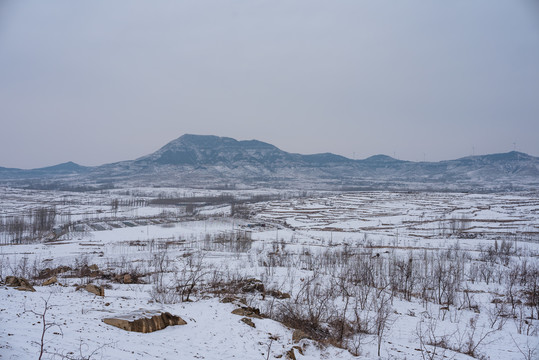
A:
[0, 134, 538, 191]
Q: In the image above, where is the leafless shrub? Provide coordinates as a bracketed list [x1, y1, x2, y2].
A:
[438, 215, 471, 237]
[148, 250, 178, 303]
[416, 316, 451, 360]
[173, 251, 208, 302]
[50, 339, 112, 360]
[431, 252, 459, 306]
[513, 303, 534, 336]
[453, 316, 497, 359]
[486, 299, 509, 330]
[510, 333, 539, 360]
[522, 263, 539, 320]
[478, 262, 495, 285]
[459, 285, 479, 313]
[25, 296, 62, 360]
[274, 274, 337, 342]
[479, 239, 517, 266]
[373, 289, 392, 357]
[393, 252, 415, 301]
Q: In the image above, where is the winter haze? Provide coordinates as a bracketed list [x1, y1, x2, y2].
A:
[1, 3, 539, 359]
[1, 0, 538, 169]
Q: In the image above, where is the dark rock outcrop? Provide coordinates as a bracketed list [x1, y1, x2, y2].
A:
[103, 311, 187, 333]
[5, 276, 36, 292]
[241, 317, 256, 328]
[83, 283, 105, 296]
[43, 276, 57, 286]
[231, 306, 264, 319]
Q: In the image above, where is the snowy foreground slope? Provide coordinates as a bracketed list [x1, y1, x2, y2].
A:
[1, 189, 538, 359]
[2, 289, 353, 359]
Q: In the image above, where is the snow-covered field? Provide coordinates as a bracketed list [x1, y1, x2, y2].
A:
[1, 188, 538, 359]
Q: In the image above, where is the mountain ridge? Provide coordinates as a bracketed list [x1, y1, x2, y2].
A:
[0, 134, 538, 191]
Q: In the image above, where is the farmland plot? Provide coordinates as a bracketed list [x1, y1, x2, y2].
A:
[0, 188, 538, 359]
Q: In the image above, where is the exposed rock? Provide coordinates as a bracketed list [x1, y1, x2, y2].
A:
[241, 317, 256, 328]
[103, 310, 186, 333]
[16, 285, 36, 292]
[84, 284, 105, 296]
[80, 265, 101, 278]
[231, 306, 264, 319]
[220, 296, 246, 305]
[5, 276, 35, 291]
[241, 278, 265, 293]
[37, 268, 53, 279]
[37, 266, 71, 279]
[110, 272, 140, 284]
[6, 276, 29, 287]
[43, 276, 57, 286]
[292, 329, 310, 343]
[285, 348, 296, 360]
[267, 290, 291, 299]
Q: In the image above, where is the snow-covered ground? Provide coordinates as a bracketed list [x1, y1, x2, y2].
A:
[1, 188, 538, 359]
[1, 288, 355, 360]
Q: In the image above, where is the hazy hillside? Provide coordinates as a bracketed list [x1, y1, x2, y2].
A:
[0, 134, 537, 191]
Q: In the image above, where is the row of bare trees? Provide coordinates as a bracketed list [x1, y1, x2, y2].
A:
[0, 206, 56, 244]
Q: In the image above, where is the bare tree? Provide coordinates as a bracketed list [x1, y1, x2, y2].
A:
[373, 290, 392, 357]
[174, 251, 208, 302]
[26, 296, 62, 360]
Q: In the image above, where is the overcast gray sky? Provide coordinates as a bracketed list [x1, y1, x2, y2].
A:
[1, 0, 538, 169]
